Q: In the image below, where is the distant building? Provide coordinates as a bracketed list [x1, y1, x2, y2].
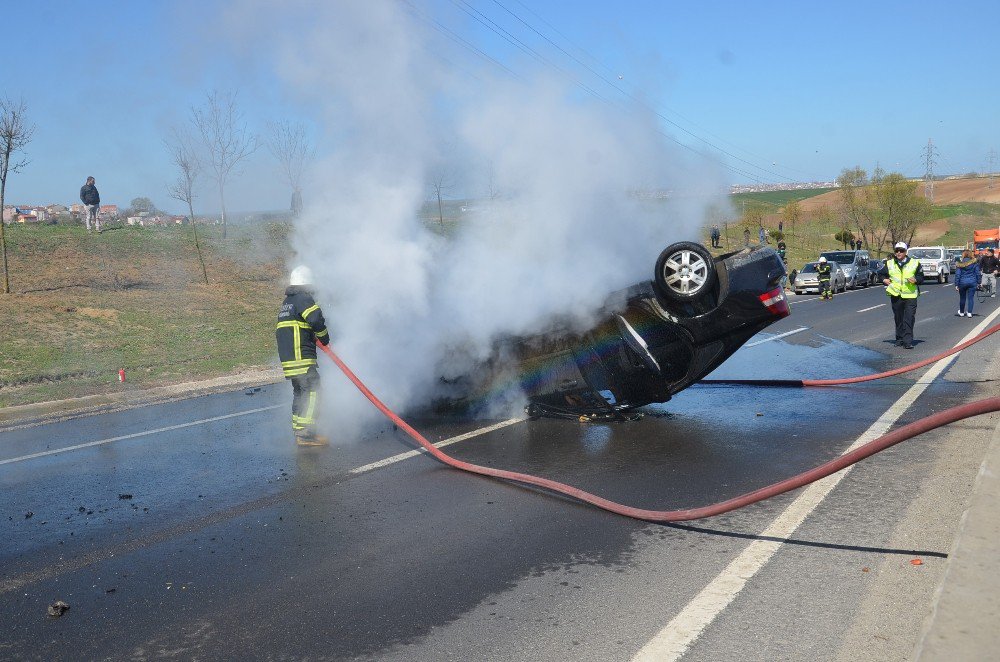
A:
[98, 204, 119, 220]
[11, 206, 48, 223]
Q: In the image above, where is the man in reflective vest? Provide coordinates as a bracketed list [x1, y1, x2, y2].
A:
[817, 256, 833, 300]
[878, 241, 924, 349]
[276, 265, 331, 445]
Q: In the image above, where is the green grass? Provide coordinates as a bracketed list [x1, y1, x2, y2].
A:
[0, 223, 285, 407]
[731, 187, 835, 208]
[929, 202, 1000, 220]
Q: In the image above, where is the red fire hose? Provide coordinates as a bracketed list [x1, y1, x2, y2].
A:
[317, 324, 999, 522]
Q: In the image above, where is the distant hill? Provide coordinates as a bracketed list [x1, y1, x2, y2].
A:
[794, 177, 1000, 213]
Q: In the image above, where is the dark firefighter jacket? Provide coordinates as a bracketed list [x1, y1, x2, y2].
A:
[817, 262, 832, 282]
[80, 184, 100, 206]
[276, 286, 330, 378]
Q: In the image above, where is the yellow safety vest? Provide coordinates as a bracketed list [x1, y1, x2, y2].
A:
[886, 258, 920, 298]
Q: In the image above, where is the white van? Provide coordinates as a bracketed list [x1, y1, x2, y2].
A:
[907, 246, 951, 283]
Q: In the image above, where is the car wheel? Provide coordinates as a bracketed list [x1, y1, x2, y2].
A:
[654, 242, 717, 303]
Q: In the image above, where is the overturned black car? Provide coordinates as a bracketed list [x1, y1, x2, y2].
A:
[466, 242, 789, 419]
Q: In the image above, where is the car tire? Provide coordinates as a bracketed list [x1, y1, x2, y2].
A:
[654, 242, 717, 303]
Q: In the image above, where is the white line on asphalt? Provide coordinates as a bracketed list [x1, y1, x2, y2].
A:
[745, 327, 809, 346]
[350, 418, 524, 475]
[0, 405, 284, 466]
[857, 304, 886, 312]
[632, 306, 1000, 662]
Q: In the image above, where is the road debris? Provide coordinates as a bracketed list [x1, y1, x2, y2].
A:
[47, 601, 70, 617]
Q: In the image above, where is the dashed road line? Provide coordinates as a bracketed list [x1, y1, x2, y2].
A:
[857, 303, 886, 312]
[0, 405, 284, 466]
[350, 418, 524, 474]
[746, 327, 809, 347]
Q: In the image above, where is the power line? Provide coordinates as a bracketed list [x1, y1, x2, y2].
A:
[491, 0, 810, 184]
[412, 0, 767, 184]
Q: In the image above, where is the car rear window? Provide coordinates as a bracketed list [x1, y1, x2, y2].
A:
[820, 251, 855, 264]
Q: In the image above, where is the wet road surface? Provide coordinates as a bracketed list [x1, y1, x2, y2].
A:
[2, 281, 998, 660]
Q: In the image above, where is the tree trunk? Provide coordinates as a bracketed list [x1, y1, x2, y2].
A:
[0, 179, 9, 294]
[436, 189, 444, 227]
[188, 202, 209, 284]
[218, 183, 228, 239]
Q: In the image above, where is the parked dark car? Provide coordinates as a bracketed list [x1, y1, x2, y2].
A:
[869, 258, 885, 284]
[450, 242, 789, 418]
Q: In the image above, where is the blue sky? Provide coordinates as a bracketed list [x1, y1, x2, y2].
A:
[2, 0, 998, 213]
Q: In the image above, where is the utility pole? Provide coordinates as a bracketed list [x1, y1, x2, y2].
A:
[923, 138, 937, 202]
[987, 148, 997, 189]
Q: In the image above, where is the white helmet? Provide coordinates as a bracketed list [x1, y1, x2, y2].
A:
[289, 265, 313, 287]
[818, 256, 827, 263]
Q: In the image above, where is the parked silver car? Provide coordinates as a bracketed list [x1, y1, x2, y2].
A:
[793, 261, 847, 294]
[819, 250, 872, 289]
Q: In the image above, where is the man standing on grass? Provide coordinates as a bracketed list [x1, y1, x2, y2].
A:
[276, 265, 331, 446]
[79, 176, 101, 232]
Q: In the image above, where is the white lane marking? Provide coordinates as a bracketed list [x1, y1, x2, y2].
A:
[350, 418, 524, 475]
[857, 304, 886, 312]
[0, 405, 284, 466]
[632, 306, 1000, 662]
[745, 327, 808, 347]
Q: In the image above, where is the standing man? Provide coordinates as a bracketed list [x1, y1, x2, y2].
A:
[710, 224, 720, 248]
[276, 265, 331, 446]
[79, 176, 101, 232]
[855, 238, 863, 251]
[879, 241, 925, 349]
[979, 248, 998, 297]
[817, 256, 833, 300]
[776, 240, 788, 290]
[758, 225, 767, 244]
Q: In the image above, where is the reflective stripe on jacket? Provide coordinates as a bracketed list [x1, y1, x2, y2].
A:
[276, 286, 330, 377]
[886, 257, 921, 298]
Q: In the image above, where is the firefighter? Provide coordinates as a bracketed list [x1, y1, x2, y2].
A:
[878, 241, 924, 349]
[817, 256, 833, 300]
[276, 265, 331, 446]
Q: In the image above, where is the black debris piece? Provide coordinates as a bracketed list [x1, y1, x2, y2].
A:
[47, 601, 70, 617]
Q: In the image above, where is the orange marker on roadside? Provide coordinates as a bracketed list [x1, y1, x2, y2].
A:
[118, 368, 126, 383]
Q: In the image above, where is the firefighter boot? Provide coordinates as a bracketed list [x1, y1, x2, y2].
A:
[295, 431, 329, 447]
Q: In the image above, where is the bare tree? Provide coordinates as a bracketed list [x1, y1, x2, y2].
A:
[165, 127, 209, 284]
[837, 166, 931, 256]
[485, 159, 501, 203]
[0, 98, 35, 294]
[265, 120, 310, 214]
[781, 199, 802, 239]
[191, 91, 257, 239]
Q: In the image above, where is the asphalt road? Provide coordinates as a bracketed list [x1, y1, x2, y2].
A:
[2, 281, 998, 661]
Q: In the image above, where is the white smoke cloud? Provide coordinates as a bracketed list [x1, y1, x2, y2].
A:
[219, 0, 727, 432]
